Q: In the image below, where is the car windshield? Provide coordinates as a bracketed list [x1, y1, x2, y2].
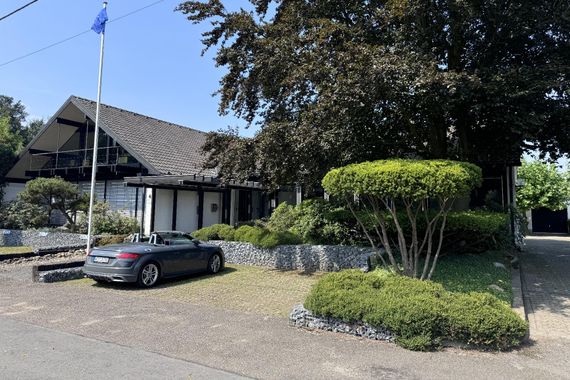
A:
[156, 232, 194, 246]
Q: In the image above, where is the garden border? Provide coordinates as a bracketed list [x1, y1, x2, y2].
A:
[32, 261, 85, 283]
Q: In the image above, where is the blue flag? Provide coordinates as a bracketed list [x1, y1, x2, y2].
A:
[91, 8, 108, 34]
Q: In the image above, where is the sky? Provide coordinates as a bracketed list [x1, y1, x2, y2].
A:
[0, 0, 258, 137]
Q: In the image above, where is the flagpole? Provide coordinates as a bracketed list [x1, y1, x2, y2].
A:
[86, 1, 108, 254]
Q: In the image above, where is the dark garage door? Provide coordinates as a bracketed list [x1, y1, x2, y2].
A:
[532, 208, 568, 233]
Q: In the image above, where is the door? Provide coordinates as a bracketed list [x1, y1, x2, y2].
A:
[238, 190, 252, 222]
[532, 208, 568, 233]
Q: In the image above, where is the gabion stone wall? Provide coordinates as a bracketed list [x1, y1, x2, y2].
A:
[0, 229, 87, 251]
[207, 241, 376, 272]
[289, 305, 394, 341]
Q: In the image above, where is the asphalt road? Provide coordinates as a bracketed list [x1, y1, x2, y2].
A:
[1, 241, 570, 380]
[0, 317, 248, 380]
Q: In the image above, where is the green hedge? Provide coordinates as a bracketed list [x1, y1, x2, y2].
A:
[191, 224, 236, 241]
[192, 224, 302, 248]
[304, 270, 527, 351]
[267, 200, 511, 252]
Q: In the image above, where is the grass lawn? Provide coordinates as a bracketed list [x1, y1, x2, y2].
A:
[67, 264, 323, 317]
[431, 250, 512, 304]
[0, 246, 34, 255]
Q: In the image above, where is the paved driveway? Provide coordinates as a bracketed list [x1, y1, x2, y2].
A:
[1, 249, 570, 379]
[523, 236, 570, 341]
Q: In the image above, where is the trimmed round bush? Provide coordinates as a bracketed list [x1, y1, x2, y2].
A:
[322, 159, 482, 200]
[321, 159, 483, 279]
[304, 270, 528, 351]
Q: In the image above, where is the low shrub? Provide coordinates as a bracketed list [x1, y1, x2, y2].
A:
[96, 234, 128, 246]
[304, 270, 527, 351]
[77, 202, 139, 235]
[192, 224, 236, 241]
[192, 224, 302, 248]
[267, 199, 512, 252]
[235, 225, 302, 248]
[0, 200, 49, 229]
[268, 200, 358, 245]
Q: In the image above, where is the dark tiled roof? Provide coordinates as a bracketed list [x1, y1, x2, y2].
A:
[70, 96, 217, 177]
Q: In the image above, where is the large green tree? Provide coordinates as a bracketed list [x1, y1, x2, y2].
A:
[0, 116, 23, 195]
[516, 160, 570, 212]
[0, 95, 45, 146]
[178, 0, 570, 188]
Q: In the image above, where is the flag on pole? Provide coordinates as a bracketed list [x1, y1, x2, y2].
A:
[86, 2, 108, 255]
[91, 7, 108, 34]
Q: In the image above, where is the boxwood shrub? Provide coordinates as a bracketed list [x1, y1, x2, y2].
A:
[192, 224, 302, 248]
[191, 224, 236, 241]
[304, 270, 527, 351]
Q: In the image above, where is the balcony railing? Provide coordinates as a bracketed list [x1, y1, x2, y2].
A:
[29, 147, 138, 171]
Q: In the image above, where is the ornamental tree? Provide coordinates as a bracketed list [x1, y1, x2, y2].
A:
[322, 159, 481, 279]
[516, 161, 570, 212]
[18, 177, 89, 228]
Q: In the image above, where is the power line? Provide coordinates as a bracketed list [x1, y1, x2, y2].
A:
[0, 0, 39, 22]
[0, 0, 167, 68]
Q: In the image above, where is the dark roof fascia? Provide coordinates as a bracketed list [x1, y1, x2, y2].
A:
[124, 175, 263, 190]
[70, 96, 161, 175]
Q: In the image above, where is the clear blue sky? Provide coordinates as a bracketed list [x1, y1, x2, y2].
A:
[0, 0, 258, 137]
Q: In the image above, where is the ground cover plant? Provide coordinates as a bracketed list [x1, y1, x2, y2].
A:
[304, 269, 527, 351]
[430, 251, 512, 304]
[322, 159, 482, 279]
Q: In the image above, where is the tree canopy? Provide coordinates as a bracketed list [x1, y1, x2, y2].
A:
[178, 0, 570, 189]
[516, 160, 570, 211]
[0, 95, 45, 194]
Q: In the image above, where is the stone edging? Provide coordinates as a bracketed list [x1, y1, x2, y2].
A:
[289, 304, 394, 342]
[32, 261, 85, 283]
[511, 265, 527, 321]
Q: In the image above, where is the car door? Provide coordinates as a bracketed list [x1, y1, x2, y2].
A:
[174, 241, 204, 273]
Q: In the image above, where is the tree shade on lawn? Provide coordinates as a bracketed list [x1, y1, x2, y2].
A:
[322, 159, 482, 279]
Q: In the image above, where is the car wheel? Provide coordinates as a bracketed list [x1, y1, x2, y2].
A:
[208, 254, 222, 274]
[137, 262, 160, 287]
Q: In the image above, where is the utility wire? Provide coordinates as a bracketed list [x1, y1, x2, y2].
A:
[0, 0, 166, 68]
[0, 0, 39, 22]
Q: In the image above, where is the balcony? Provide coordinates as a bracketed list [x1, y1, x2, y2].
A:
[27, 147, 140, 177]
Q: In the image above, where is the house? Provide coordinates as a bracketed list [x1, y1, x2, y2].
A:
[4, 96, 297, 234]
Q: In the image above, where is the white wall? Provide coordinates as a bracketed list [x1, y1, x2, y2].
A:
[203, 192, 222, 227]
[176, 190, 199, 233]
[143, 188, 153, 235]
[153, 189, 174, 231]
[2, 182, 25, 202]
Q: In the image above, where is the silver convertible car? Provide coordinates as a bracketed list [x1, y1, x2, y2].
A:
[83, 231, 225, 287]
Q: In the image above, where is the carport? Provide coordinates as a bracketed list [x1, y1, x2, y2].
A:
[124, 174, 272, 235]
